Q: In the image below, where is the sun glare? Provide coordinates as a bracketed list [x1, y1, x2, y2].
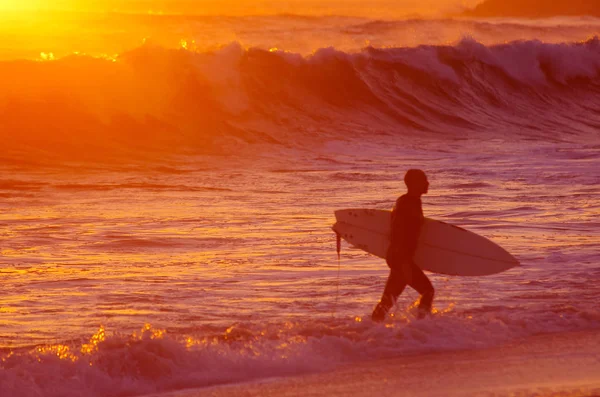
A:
[0, 0, 484, 15]
[0, 0, 93, 11]
[0, 0, 43, 10]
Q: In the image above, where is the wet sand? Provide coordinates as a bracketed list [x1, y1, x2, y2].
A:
[146, 330, 600, 397]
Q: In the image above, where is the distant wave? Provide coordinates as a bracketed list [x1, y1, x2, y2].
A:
[54, 183, 232, 192]
[464, 0, 600, 18]
[1, 38, 599, 162]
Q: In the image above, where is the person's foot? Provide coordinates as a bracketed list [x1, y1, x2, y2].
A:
[371, 303, 389, 322]
[416, 307, 432, 320]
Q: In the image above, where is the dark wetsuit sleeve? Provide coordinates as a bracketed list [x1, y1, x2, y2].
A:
[388, 196, 423, 264]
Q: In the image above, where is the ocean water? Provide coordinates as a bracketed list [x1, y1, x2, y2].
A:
[0, 13, 599, 397]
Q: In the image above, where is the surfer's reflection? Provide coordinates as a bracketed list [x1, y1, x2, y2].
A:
[372, 169, 434, 322]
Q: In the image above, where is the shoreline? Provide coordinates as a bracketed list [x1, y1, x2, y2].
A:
[144, 329, 600, 397]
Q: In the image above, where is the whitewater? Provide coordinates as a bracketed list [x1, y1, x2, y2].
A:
[0, 13, 599, 397]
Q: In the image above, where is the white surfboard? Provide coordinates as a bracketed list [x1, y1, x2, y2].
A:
[332, 208, 519, 276]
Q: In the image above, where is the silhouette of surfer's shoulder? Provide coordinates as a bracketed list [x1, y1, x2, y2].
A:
[397, 193, 421, 208]
[398, 169, 428, 220]
[392, 193, 422, 223]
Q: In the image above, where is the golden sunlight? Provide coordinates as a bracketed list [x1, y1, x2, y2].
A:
[0, 0, 482, 16]
[0, 0, 54, 10]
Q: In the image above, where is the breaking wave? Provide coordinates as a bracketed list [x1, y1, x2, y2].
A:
[1, 37, 599, 162]
[1, 304, 599, 397]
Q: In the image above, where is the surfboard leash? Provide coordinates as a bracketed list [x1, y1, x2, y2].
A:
[336, 231, 341, 260]
[333, 231, 342, 318]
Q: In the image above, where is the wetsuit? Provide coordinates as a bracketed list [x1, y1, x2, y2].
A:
[372, 194, 434, 321]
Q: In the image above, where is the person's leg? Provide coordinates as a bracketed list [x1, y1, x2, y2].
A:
[372, 269, 406, 322]
[407, 261, 434, 316]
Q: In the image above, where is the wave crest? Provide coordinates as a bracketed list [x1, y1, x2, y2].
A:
[1, 38, 599, 162]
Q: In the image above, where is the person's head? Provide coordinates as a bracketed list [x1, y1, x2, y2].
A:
[404, 169, 429, 195]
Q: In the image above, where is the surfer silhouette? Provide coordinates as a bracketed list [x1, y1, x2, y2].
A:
[372, 169, 434, 322]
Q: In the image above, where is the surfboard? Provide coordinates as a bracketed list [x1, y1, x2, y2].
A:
[332, 208, 519, 276]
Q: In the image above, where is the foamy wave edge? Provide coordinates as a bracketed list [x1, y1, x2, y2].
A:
[2, 306, 599, 397]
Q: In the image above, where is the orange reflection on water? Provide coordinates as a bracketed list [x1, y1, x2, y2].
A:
[81, 326, 105, 354]
[432, 302, 455, 315]
[134, 323, 166, 340]
[36, 344, 78, 362]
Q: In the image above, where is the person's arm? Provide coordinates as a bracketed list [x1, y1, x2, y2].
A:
[389, 198, 403, 249]
[390, 198, 422, 259]
[402, 202, 422, 259]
